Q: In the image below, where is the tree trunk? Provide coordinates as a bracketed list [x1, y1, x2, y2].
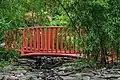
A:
[100, 37, 106, 66]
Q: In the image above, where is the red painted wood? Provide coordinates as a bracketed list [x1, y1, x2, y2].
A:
[34, 28, 37, 51]
[22, 49, 79, 53]
[5, 26, 118, 61]
[20, 26, 64, 29]
[48, 28, 51, 50]
[51, 28, 54, 52]
[45, 29, 47, 50]
[60, 28, 62, 52]
[55, 28, 58, 52]
[37, 28, 40, 51]
[64, 28, 67, 53]
[13, 34, 16, 48]
[18, 29, 22, 50]
[7, 32, 11, 48]
[30, 28, 33, 52]
[21, 51, 24, 55]
[41, 28, 45, 51]
[46, 28, 48, 52]
[25, 29, 28, 51]
[4, 32, 8, 49]
[6, 26, 82, 58]
[18, 41, 20, 50]
[40, 29, 41, 49]
[22, 29, 25, 51]
[74, 32, 76, 53]
[69, 32, 71, 53]
[21, 51, 81, 58]
[21, 29, 24, 55]
[5, 32, 9, 49]
[46, 28, 50, 51]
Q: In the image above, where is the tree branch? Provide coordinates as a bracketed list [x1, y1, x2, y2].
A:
[56, 0, 80, 35]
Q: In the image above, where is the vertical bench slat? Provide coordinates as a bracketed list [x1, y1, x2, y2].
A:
[18, 41, 20, 50]
[22, 29, 25, 50]
[60, 28, 62, 52]
[30, 28, 33, 52]
[18, 29, 22, 51]
[56, 28, 58, 52]
[64, 28, 67, 53]
[5, 32, 11, 50]
[4, 32, 7, 49]
[25, 29, 28, 52]
[7, 32, 11, 49]
[41, 28, 45, 51]
[45, 28, 47, 50]
[69, 32, 71, 53]
[4, 32, 8, 49]
[18, 33, 20, 50]
[46, 28, 48, 52]
[51, 28, 54, 52]
[37, 28, 40, 51]
[11, 26, 82, 57]
[34, 28, 37, 51]
[21, 29, 25, 54]
[40, 28, 42, 49]
[47, 28, 50, 51]
[13, 34, 16, 48]
[40, 29, 41, 49]
[74, 32, 76, 53]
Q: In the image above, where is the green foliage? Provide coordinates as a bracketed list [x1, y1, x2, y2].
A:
[6, 50, 20, 62]
[0, 60, 9, 68]
[0, 0, 26, 28]
[0, 47, 6, 60]
[0, 0, 120, 67]
[0, 48, 20, 61]
[0, 47, 20, 67]
[62, 0, 120, 65]
[48, 14, 68, 26]
[0, 0, 63, 67]
[74, 57, 99, 69]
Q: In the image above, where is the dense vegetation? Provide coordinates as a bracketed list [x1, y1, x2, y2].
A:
[0, 0, 120, 67]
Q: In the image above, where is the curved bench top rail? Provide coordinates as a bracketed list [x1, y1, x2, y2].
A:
[19, 26, 64, 29]
[5, 26, 82, 58]
[5, 26, 116, 61]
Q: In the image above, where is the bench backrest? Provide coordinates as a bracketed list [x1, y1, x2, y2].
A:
[5, 26, 82, 54]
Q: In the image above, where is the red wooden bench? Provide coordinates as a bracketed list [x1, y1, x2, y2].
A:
[5, 26, 116, 62]
[5, 26, 83, 58]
